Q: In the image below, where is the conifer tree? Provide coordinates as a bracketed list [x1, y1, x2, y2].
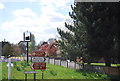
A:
[57, 2, 120, 66]
[29, 34, 36, 53]
[57, 2, 89, 61]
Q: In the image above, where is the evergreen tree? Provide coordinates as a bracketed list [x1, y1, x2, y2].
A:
[57, 3, 89, 61]
[84, 2, 120, 66]
[57, 2, 120, 66]
[29, 34, 36, 53]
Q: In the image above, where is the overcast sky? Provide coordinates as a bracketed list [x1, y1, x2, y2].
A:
[0, 0, 74, 44]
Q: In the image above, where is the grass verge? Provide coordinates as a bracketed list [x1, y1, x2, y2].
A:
[2, 60, 110, 79]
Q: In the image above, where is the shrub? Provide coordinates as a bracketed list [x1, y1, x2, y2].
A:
[23, 60, 30, 66]
[21, 63, 24, 66]
[13, 62, 17, 68]
[16, 66, 21, 71]
[50, 70, 57, 76]
[21, 66, 24, 70]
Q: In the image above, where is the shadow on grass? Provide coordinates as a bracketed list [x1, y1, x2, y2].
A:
[76, 69, 120, 81]
[75, 69, 110, 79]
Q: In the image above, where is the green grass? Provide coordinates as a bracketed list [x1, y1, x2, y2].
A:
[0, 62, 2, 80]
[89, 63, 120, 67]
[2, 61, 109, 79]
[83, 63, 120, 67]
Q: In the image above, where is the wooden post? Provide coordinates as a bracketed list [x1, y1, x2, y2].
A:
[54, 58, 55, 65]
[34, 70, 36, 81]
[74, 62, 76, 69]
[67, 61, 68, 68]
[31, 57, 32, 62]
[34, 73, 36, 81]
[24, 71, 38, 80]
[60, 60, 61, 66]
[48, 57, 50, 63]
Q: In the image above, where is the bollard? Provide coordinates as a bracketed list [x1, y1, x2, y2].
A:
[42, 70, 44, 79]
[8, 58, 11, 80]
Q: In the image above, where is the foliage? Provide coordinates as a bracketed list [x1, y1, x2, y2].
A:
[19, 43, 26, 55]
[57, 2, 120, 66]
[49, 70, 57, 76]
[13, 62, 16, 66]
[76, 70, 109, 79]
[57, 2, 92, 61]
[29, 34, 36, 53]
[21, 60, 30, 67]
[12, 60, 29, 71]
[81, 2, 120, 66]
[16, 66, 21, 71]
[12, 44, 22, 56]
[2, 42, 13, 58]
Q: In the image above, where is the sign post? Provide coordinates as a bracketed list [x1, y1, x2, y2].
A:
[24, 71, 38, 80]
[23, 31, 31, 63]
[30, 51, 46, 79]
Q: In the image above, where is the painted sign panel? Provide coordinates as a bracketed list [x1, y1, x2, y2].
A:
[24, 31, 31, 42]
[32, 57, 45, 62]
[31, 51, 45, 57]
[24, 71, 38, 74]
[31, 63, 46, 70]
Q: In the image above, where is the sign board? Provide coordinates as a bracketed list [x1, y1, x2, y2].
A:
[31, 63, 46, 70]
[24, 71, 38, 74]
[31, 51, 45, 57]
[24, 31, 31, 42]
[32, 57, 45, 62]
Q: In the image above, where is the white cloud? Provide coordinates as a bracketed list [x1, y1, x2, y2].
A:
[0, 3, 5, 9]
[12, 8, 37, 18]
[0, 0, 73, 44]
[0, 0, 39, 2]
[39, 0, 71, 8]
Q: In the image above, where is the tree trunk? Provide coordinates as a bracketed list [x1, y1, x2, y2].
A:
[104, 57, 111, 67]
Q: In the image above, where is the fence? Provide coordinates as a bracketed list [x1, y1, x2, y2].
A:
[45, 57, 105, 74]
[10, 57, 32, 61]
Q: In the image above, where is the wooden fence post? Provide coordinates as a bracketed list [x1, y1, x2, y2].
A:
[48, 57, 50, 63]
[74, 62, 76, 69]
[54, 58, 55, 65]
[67, 61, 68, 68]
[60, 60, 61, 66]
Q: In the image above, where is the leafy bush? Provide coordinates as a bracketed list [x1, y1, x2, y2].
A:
[50, 70, 57, 76]
[21, 61, 30, 67]
[13, 62, 16, 66]
[21, 63, 24, 66]
[13, 62, 17, 68]
[21, 66, 24, 70]
[16, 66, 21, 71]
[76, 70, 109, 79]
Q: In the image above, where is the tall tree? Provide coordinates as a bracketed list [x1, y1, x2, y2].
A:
[83, 2, 120, 66]
[57, 2, 120, 66]
[29, 34, 36, 53]
[12, 44, 21, 56]
[2, 43, 13, 57]
[57, 3, 89, 61]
